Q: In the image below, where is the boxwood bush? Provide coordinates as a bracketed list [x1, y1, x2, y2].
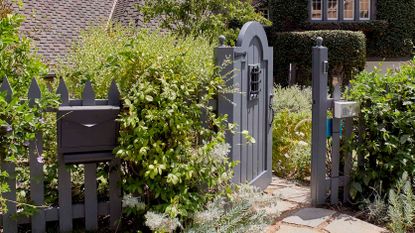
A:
[271, 30, 366, 86]
[347, 59, 415, 200]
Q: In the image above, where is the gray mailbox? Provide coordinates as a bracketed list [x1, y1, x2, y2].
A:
[57, 106, 120, 164]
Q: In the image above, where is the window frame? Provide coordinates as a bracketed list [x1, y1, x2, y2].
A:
[327, 0, 339, 20]
[311, 0, 323, 20]
[343, 0, 355, 20]
[359, 0, 371, 20]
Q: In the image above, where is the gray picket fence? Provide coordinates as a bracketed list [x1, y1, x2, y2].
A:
[0, 77, 122, 233]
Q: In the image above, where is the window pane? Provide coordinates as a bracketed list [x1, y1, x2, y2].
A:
[327, 0, 338, 20]
[360, 0, 370, 19]
[311, 0, 322, 20]
[344, 0, 354, 20]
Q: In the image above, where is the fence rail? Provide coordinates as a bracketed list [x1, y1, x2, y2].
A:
[0, 77, 122, 233]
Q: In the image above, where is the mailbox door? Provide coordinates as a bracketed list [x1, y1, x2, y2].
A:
[58, 107, 120, 154]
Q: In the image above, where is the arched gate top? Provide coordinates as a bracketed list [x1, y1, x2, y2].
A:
[235, 21, 270, 56]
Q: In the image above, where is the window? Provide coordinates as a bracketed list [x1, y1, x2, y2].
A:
[310, 0, 372, 21]
[360, 0, 370, 20]
[259, 8, 269, 19]
[311, 0, 322, 20]
[343, 0, 354, 20]
[327, 0, 338, 20]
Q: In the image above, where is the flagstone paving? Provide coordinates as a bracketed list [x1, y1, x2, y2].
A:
[265, 176, 389, 233]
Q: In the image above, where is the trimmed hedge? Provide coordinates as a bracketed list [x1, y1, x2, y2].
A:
[272, 30, 366, 86]
[269, 0, 415, 58]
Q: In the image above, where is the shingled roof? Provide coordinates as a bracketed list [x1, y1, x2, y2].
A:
[14, 0, 160, 67]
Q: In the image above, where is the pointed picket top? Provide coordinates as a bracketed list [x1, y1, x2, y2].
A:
[56, 78, 69, 106]
[82, 80, 95, 106]
[108, 80, 120, 106]
[0, 77, 13, 102]
[28, 78, 42, 107]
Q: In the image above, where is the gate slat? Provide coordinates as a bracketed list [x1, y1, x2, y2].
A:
[28, 78, 46, 233]
[85, 163, 98, 231]
[330, 83, 341, 204]
[343, 118, 353, 202]
[258, 61, 264, 176]
[241, 60, 248, 183]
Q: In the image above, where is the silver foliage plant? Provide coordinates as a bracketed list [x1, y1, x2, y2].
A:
[144, 185, 280, 233]
[185, 184, 280, 233]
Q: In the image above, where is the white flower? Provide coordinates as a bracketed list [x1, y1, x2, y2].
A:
[209, 143, 231, 161]
[298, 141, 308, 146]
[122, 195, 145, 210]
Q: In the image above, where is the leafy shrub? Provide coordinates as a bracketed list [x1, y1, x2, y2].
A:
[347, 59, 415, 199]
[272, 86, 312, 181]
[0, 5, 59, 214]
[269, 0, 415, 58]
[60, 25, 235, 220]
[114, 32, 235, 219]
[271, 30, 366, 86]
[56, 24, 136, 98]
[140, 0, 271, 45]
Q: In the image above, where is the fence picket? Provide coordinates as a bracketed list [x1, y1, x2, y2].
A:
[1, 77, 13, 101]
[82, 80, 95, 106]
[57, 78, 69, 106]
[28, 78, 46, 233]
[1, 78, 17, 233]
[109, 158, 122, 230]
[85, 163, 98, 231]
[108, 80, 120, 106]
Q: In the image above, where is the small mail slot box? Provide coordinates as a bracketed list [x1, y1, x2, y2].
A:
[57, 105, 120, 164]
[334, 101, 359, 119]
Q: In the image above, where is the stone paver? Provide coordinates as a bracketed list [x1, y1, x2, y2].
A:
[266, 177, 389, 233]
[266, 177, 311, 204]
[274, 187, 311, 204]
[283, 208, 336, 228]
[325, 214, 388, 233]
[276, 224, 321, 233]
[274, 200, 298, 213]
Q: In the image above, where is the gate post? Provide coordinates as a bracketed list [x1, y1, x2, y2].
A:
[311, 37, 328, 206]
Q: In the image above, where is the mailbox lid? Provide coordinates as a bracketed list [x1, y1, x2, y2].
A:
[58, 106, 120, 153]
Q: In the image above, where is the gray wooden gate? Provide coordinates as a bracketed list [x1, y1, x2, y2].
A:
[216, 22, 273, 189]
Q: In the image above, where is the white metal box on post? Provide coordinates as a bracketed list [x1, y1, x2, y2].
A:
[334, 101, 360, 118]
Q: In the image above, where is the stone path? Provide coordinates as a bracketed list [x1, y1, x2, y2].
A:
[264, 177, 389, 233]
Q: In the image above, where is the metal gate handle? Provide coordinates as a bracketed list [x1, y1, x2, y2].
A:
[269, 94, 275, 125]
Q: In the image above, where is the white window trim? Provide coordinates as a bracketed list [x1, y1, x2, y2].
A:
[327, 0, 339, 20]
[359, 0, 371, 20]
[311, 0, 323, 20]
[343, 0, 355, 20]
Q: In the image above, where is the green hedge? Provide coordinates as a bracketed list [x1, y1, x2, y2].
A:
[269, 0, 415, 58]
[272, 30, 366, 86]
